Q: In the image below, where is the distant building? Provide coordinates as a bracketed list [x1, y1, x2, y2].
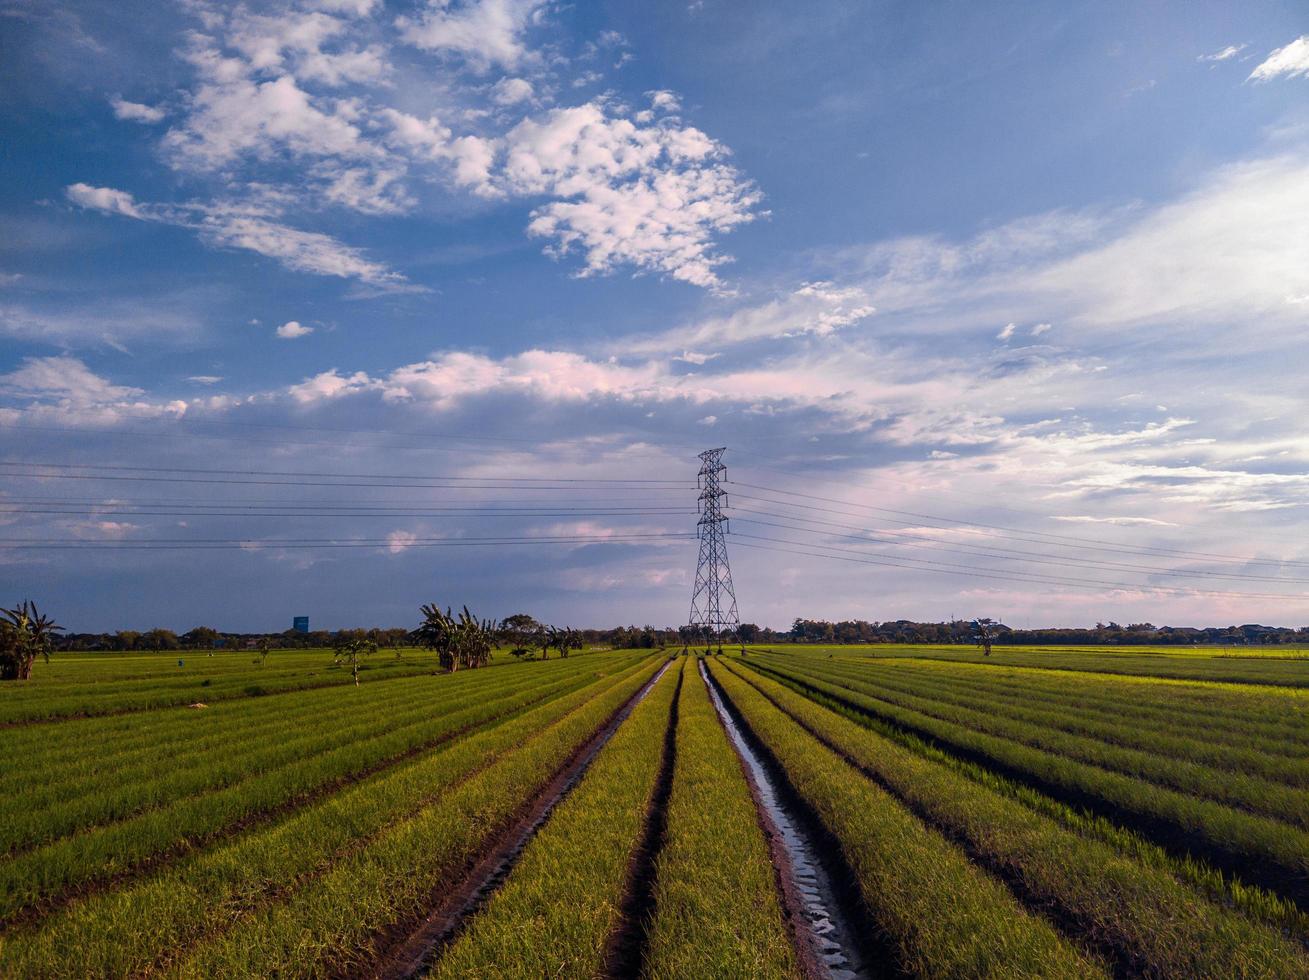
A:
[293, 616, 309, 634]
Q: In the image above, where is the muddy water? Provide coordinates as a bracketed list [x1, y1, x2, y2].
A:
[700, 660, 871, 980]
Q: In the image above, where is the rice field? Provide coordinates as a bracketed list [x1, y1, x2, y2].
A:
[1, 643, 1306, 978]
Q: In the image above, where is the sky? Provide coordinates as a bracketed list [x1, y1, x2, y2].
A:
[2, 0, 1309, 633]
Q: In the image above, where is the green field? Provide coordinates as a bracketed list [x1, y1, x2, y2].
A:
[1, 643, 1306, 977]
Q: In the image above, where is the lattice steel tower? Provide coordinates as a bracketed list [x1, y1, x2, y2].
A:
[689, 447, 740, 642]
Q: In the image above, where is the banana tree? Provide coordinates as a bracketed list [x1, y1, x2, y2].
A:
[0, 601, 62, 681]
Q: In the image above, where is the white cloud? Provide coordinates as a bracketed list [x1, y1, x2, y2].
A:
[1249, 36, 1309, 81]
[198, 210, 405, 285]
[628, 280, 873, 354]
[1198, 44, 1245, 63]
[0, 356, 144, 404]
[386, 529, 418, 553]
[398, 0, 545, 69]
[162, 70, 371, 171]
[111, 98, 166, 123]
[996, 322, 1016, 341]
[696, 414, 717, 425]
[1030, 322, 1051, 336]
[1031, 156, 1309, 329]
[500, 102, 761, 289]
[648, 90, 681, 113]
[673, 351, 719, 365]
[275, 320, 314, 338]
[188, 375, 224, 384]
[491, 77, 534, 104]
[65, 182, 144, 219]
[288, 368, 378, 402]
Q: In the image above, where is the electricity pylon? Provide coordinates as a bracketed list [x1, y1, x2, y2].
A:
[688, 447, 739, 648]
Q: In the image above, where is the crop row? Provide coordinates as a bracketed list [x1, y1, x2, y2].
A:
[722, 658, 1309, 977]
[639, 661, 798, 980]
[703, 659, 1105, 977]
[816, 654, 1309, 751]
[2, 655, 626, 854]
[821, 644, 1309, 687]
[0, 663, 622, 923]
[753, 655, 1309, 823]
[0, 650, 452, 723]
[432, 657, 802, 979]
[748, 656, 1309, 902]
[0, 654, 661, 976]
[432, 658, 683, 977]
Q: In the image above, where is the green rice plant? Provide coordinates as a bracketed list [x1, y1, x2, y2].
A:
[739, 657, 1309, 937]
[783, 643, 1309, 687]
[0, 655, 660, 978]
[772, 654, 1309, 757]
[748, 657, 1309, 894]
[640, 660, 799, 980]
[764, 657, 1309, 826]
[0, 648, 454, 722]
[726, 659, 1309, 976]
[704, 660, 1105, 980]
[431, 659, 684, 979]
[166, 658, 666, 978]
[0, 661, 587, 853]
[0, 665, 607, 921]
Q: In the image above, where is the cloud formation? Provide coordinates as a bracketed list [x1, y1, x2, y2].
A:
[1249, 36, 1309, 81]
[70, 0, 761, 291]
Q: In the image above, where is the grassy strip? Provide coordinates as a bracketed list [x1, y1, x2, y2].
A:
[705, 659, 1105, 979]
[166, 655, 666, 978]
[728, 659, 1309, 976]
[1, 664, 575, 853]
[752, 656, 1309, 895]
[762, 656, 1309, 825]
[0, 667, 602, 921]
[774, 655, 1309, 771]
[429, 658, 683, 979]
[640, 660, 800, 980]
[0, 655, 658, 977]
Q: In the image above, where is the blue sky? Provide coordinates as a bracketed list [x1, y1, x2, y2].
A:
[2, 0, 1309, 632]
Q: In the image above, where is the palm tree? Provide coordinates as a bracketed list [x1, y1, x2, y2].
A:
[0, 601, 62, 681]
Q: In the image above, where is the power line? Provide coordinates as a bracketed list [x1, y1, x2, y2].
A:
[730, 512, 1309, 584]
[0, 531, 694, 550]
[730, 483, 1309, 569]
[729, 534, 1307, 602]
[0, 459, 692, 484]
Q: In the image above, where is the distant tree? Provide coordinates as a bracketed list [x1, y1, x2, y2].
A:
[738, 623, 760, 644]
[254, 638, 272, 667]
[113, 630, 141, 651]
[500, 613, 542, 658]
[183, 626, 220, 649]
[0, 601, 62, 681]
[141, 628, 180, 651]
[333, 636, 378, 686]
[971, 618, 997, 657]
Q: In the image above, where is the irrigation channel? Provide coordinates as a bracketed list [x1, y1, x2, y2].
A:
[702, 660, 872, 980]
[374, 659, 674, 980]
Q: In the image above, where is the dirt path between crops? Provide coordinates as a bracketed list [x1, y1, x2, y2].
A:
[370, 658, 674, 980]
[599, 660, 683, 978]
